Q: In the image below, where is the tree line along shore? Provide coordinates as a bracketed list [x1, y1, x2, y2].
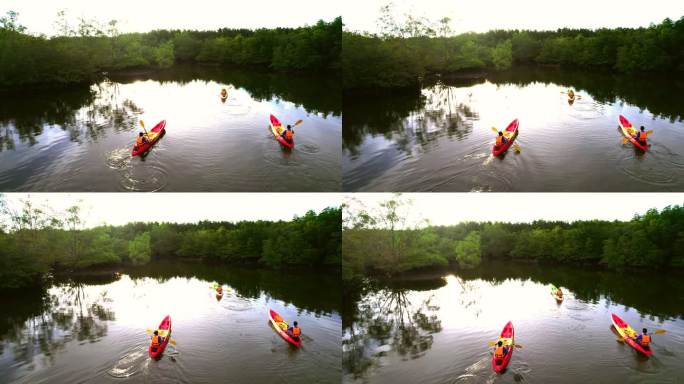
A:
[0, 11, 341, 88]
[0, 196, 341, 289]
[343, 14, 684, 90]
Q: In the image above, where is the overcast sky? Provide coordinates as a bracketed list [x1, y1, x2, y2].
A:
[345, 193, 684, 227]
[343, 0, 683, 34]
[2, 193, 341, 228]
[3, 0, 339, 36]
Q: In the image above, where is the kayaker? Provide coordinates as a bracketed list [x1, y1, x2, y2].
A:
[495, 131, 507, 147]
[494, 340, 508, 361]
[281, 125, 294, 144]
[568, 89, 575, 98]
[216, 286, 223, 294]
[635, 126, 648, 144]
[136, 132, 150, 148]
[288, 321, 302, 341]
[220, 88, 227, 98]
[151, 330, 164, 349]
[556, 288, 563, 299]
[635, 328, 651, 348]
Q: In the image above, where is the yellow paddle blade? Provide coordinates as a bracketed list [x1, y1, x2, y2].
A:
[169, 339, 177, 345]
[146, 329, 153, 334]
[487, 341, 497, 346]
[293, 119, 303, 127]
[621, 137, 629, 144]
[491, 127, 499, 134]
[513, 144, 521, 153]
[655, 329, 666, 334]
[646, 130, 654, 135]
[139, 120, 145, 129]
[514, 344, 523, 349]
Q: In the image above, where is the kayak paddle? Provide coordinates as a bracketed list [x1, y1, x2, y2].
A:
[145, 329, 177, 345]
[139, 120, 149, 135]
[488, 341, 523, 349]
[491, 126, 520, 152]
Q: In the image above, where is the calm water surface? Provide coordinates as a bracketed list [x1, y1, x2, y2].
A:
[0, 66, 341, 191]
[0, 262, 341, 383]
[343, 262, 684, 383]
[343, 69, 684, 191]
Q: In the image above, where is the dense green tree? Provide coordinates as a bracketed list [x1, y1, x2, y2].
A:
[0, 12, 340, 89]
[343, 15, 684, 90]
[0, 195, 340, 289]
[343, 196, 684, 281]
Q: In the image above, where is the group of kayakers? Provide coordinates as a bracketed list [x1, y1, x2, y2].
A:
[492, 285, 655, 374]
[492, 91, 651, 155]
[148, 285, 303, 356]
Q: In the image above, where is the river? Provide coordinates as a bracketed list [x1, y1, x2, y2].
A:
[343, 68, 684, 191]
[343, 261, 684, 383]
[0, 261, 341, 383]
[0, 65, 341, 191]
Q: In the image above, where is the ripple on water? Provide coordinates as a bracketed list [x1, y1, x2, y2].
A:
[120, 164, 169, 192]
[617, 150, 676, 188]
[297, 144, 320, 155]
[222, 99, 251, 115]
[105, 148, 132, 170]
[107, 345, 147, 378]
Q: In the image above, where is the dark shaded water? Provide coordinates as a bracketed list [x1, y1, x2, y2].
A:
[343, 262, 684, 383]
[0, 261, 341, 383]
[0, 65, 341, 191]
[343, 69, 684, 191]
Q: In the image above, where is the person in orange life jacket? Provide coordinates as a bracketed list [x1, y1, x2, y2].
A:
[288, 321, 301, 340]
[494, 340, 509, 360]
[281, 125, 294, 143]
[151, 330, 164, 349]
[136, 132, 150, 148]
[635, 126, 648, 144]
[495, 131, 507, 147]
[635, 328, 651, 348]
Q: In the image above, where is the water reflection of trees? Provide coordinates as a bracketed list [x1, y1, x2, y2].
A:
[343, 83, 477, 156]
[123, 261, 340, 315]
[0, 82, 142, 151]
[344, 69, 683, 156]
[457, 261, 684, 320]
[109, 64, 341, 117]
[0, 280, 115, 369]
[343, 287, 442, 379]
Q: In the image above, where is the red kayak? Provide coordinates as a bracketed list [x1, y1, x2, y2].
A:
[269, 309, 301, 347]
[619, 115, 648, 151]
[611, 313, 652, 356]
[492, 119, 519, 156]
[132, 120, 166, 157]
[270, 114, 294, 149]
[149, 315, 172, 358]
[492, 321, 514, 373]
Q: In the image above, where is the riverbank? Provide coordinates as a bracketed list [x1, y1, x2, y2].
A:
[342, 16, 684, 90]
[0, 14, 341, 89]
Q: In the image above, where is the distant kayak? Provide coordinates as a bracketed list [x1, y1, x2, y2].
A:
[611, 313, 652, 356]
[492, 321, 514, 373]
[132, 120, 166, 157]
[619, 115, 648, 151]
[269, 309, 301, 347]
[270, 114, 294, 149]
[149, 315, 172, 359]
[550, 284, 563, 302]
[492, 119, 519, 156]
